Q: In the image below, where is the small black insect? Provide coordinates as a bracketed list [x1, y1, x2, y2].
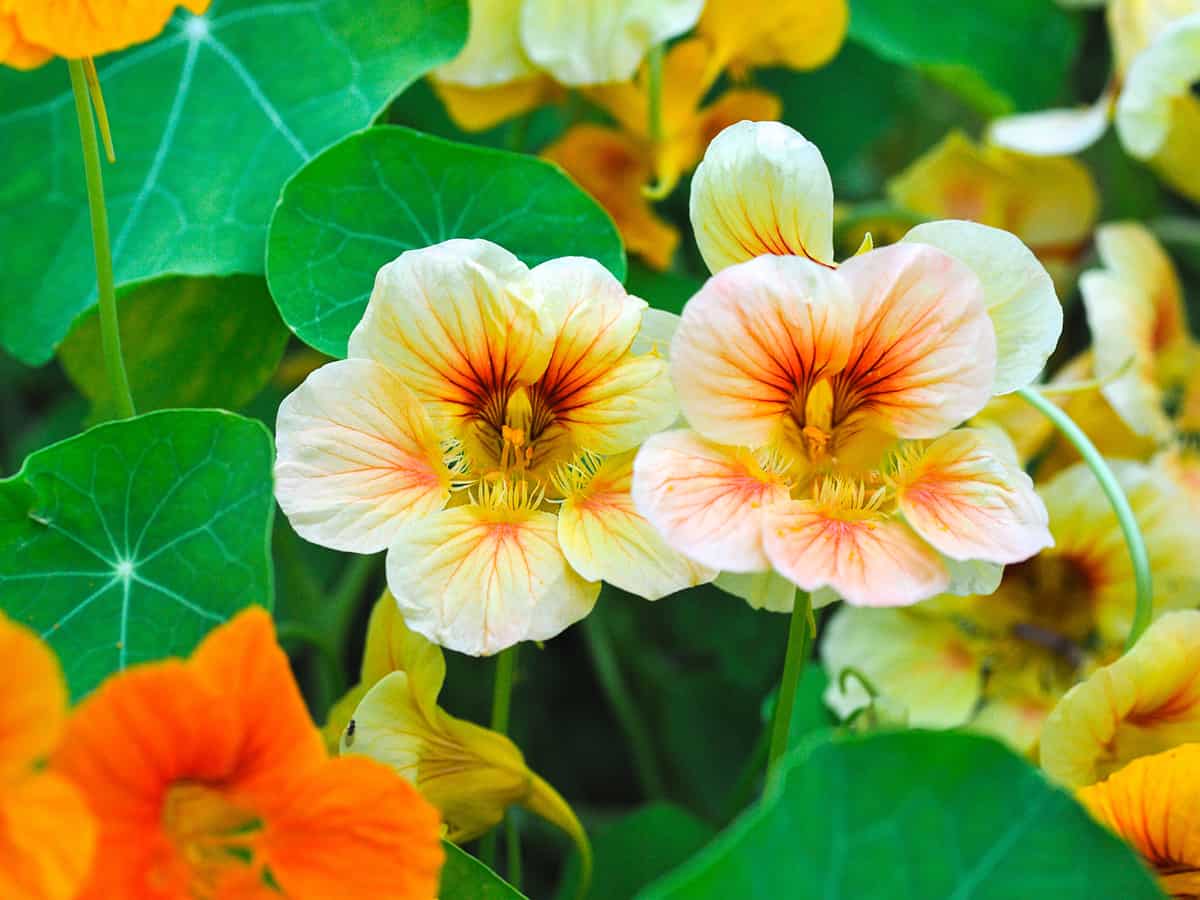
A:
[345, 718, 356, 748]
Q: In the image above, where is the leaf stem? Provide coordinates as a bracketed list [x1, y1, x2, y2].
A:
[583, 611, 668, 801]
[647, 43, 664, 147]
[1018, 386, 1152, 649]
[765, 590, 814, 782]
[481, 646, 520, 879]
[68, 59, 135, 420]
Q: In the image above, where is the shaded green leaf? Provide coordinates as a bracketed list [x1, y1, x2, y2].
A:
[267, 125, 626, 356]
[641, 731, 1163, 900]
[59, 275, 288, 422]
[0, 410, 274, 698]
[626, 262, 700, 315]
[0, 0, 468, 365]
[440, 842, 527, 899]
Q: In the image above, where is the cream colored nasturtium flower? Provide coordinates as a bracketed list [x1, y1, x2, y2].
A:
[631, 121, 1058, 611]
[990, 0, 1200, 201]
[275, 239, 711, 656]
[1041, 611, 1200, 789]
[329, 593, 588, 855]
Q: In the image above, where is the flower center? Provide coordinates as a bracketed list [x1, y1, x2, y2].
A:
[162, 782, 265, 895]
[467, 385, 575, 494]
[1006, 553, 1097, 645]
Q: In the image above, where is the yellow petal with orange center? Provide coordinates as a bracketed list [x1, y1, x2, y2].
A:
[558, 451, 715, 600]
[530, 257, 676, 455]
[274, 359, 453, 554]
[432, 75, 561, 132]
[349, 239, 549, 431]
[698, 0, 848, 74]
[837, 243, 997, 438]
[1116, 13, 1200, 158]
[670, 253, 854, 448]
[1041, 611, 1200, 787]
[892, 429, 1052, 564]
[7, 0, 210, 60]
[386, 503, 600, 655]
[821, 606, 982, 728]
[689, 121, 836, 272]
[433, 0, 537, 88]
[763, 494, 950, 607]
[631, 429, 792, 573]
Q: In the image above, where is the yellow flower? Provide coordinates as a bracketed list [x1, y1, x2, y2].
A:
[1078, 743, 1200, 898]
[887, 131, 1099, 295]
[1041, 611, 1200, 788]
[1, 0, 208, 68]
[331, 593, 590, 862]
[696, 0, 848, 79]
[274, 239, 710, 656]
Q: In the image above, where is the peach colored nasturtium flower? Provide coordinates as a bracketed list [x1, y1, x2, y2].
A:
[0, 0, 209, 69]
[0, 613, 95, 900]
[275, 239, 711, 656]
[632, 121, 1058, 610]
[52, 607, 444, 899]
[1078, 744, 1200, 898]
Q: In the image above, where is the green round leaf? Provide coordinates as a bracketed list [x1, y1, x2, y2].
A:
[440, 842, 527, 900]
[0, 0, 468, 365]
[266, 125, 626, 357]
[641, 731, 1163, 899]
[59, 275, 289, 422]
[0, 410, 275, 698]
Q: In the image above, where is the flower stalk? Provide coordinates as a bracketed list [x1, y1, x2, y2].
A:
[765, 589, 814, 782]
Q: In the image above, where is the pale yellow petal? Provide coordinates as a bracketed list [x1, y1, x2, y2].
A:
[274, 359, 452, 553]
[1116, 13, 1200, 158]
[359, 591, 446, 716]
[689, 121, 836, 273]
[558, 452, 716, 600]
[1108, 0, 1200, 74]
[713, 569, 798, 613]
[434, 0, 538, 87]
[986, 92, 1113, 156]
[1149, 92, 1200, 202]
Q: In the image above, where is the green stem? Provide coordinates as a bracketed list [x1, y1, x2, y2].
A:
[481, 646, 520, 875]
[646, 43, 664, 147]
[68, 59, 135, 420]
[329, 553, 381, 651]
[765, 590, 814, 781]
[505, 814, 522, 890]
[1018, 386, 1153, 649]
[276, 622, 341, 684]
[583, 613, 668, 801]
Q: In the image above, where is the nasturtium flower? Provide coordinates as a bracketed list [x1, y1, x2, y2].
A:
[0, 613, 94, 900]
[330, 592, 589, 856]
[990, 1, 1200, 201]
[53, 607, 444, 898]
[1040, 611, 1200, 789]
[1078, 744, 1200, 898]
[0, 0, 208, 68]
[275, 239, 710, 656]
[695, 0, 848, 79]
[633, 121, 1057, 609]
[887, 131, 1099, 294]
[821, 459, 1200, 754]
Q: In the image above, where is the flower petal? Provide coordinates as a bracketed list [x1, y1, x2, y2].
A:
[348, 239, 548, 429]
[0, 772, 95, 900]
[713, 569, 798, 613]
[837, 243, 997, 437]
[764, 499, 949, 606]
[698, 0, 848, 73]
[892, 429, 1052, 564]
[432, 75, 560, 132]
[0, 14, 51, 69]
[8, 0, 207, 59]
[1041, 610, 1200, 787]
[670, 254, 855, 447]
[386, 505, 600, 655]
[275, 359, 452, 554]
[519, 0, 703, 86]
[901, 221, 1061, 394]
[0, 615, 67, 779]
[558, 451, 715, 600]
[433, 0, 538, 87]
[821, 606, 982, 728]
[632, 430, 791, 572]
[986, 92, 1113, 156]
[359, 591, 446, 717]
[1116, 13, 1200, 158]
[530, 257, 677, 454]
[689, 121, 835, 273]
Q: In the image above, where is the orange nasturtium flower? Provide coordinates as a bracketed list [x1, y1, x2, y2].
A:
[1078, 744, 1200, 898]
[632, 121, 1058, 609]
[52, 607, 444, 899]
[0, 0, 209, 68]
[0, 613, 95, 899]
[274, 239, 711, 656]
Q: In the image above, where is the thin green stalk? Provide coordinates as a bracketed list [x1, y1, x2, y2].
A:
[765, 590, 813, 781]
[68, 59, 135, 420]
[329, 553, 381, 651]
[505, 814, 522, 889]
[646, 43, 664, 147]
[1018, 386, 1152, 649]
[583, 613, 668, 801]
[481, 647, 520, 875]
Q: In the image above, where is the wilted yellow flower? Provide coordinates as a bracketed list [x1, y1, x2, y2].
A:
[275, 239, 710, 656]
[332, 593, 590, 860]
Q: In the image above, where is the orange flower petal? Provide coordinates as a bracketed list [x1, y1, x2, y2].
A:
[8, 0, 210, 60]
[431, 76, 559, 132]
[0, 772, 95, 900]
[632, 429, 792, 572]
[260, 755, 443, 900]
[0, 14, 51, 69]
[0, 615, 68, 778]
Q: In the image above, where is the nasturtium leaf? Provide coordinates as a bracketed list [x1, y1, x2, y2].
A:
[556, 805, 716, 900]
[439, 842, 527, 899]
[266, 125, 626, 357]
[59, 275, 288, 422]
[626, 262, 700, 315]
[0, 410, 275, 699]
[641, 731, 1163, 900]
[0, 0, 468, 366]
[848, 0, 1082, 112]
